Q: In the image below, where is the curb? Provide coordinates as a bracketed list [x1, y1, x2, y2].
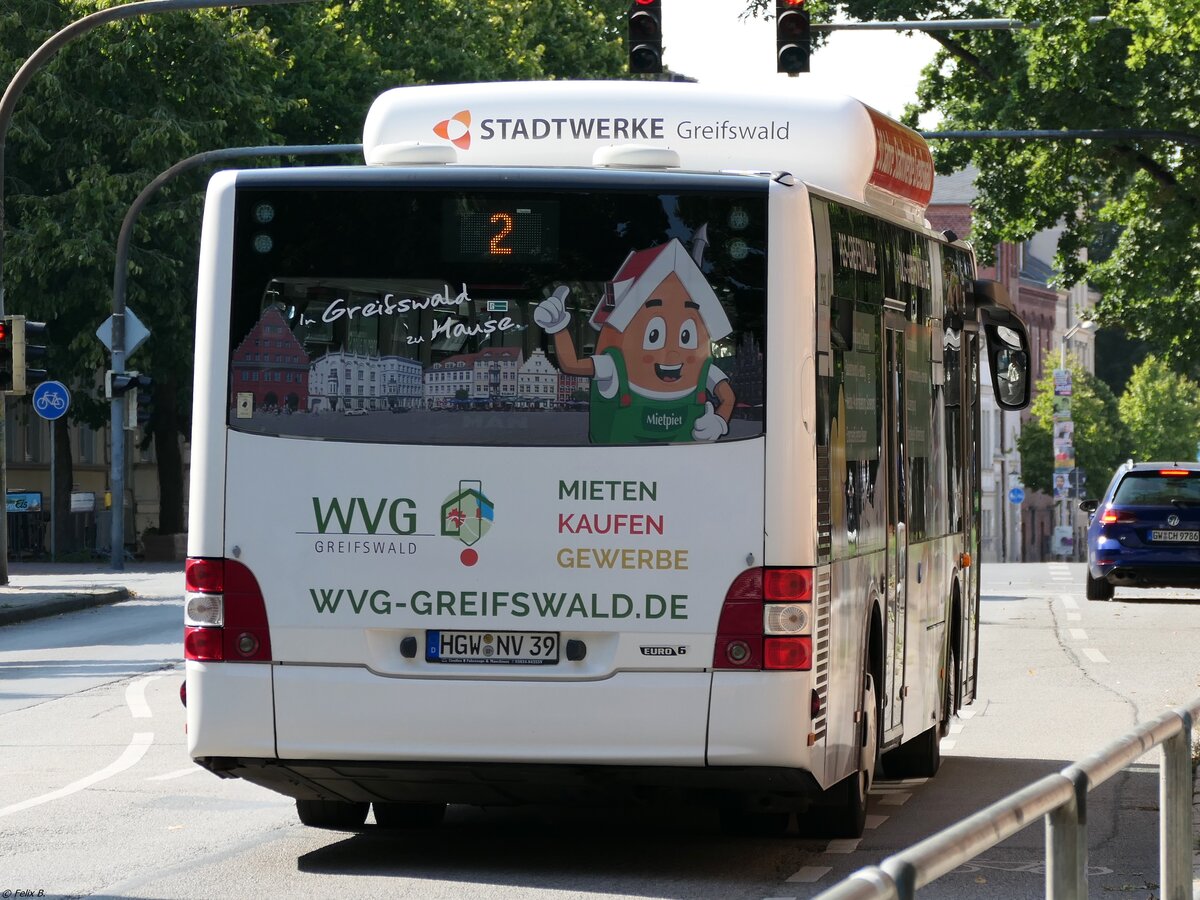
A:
[0, 588, 131, 627]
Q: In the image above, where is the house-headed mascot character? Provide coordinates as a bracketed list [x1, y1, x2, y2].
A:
[534, 226, 736, 444]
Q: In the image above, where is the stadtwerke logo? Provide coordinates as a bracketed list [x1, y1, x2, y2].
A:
[433, 109, 472, 150]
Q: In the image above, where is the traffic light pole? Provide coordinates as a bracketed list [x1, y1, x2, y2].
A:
[108, 142, 360, 570]
[0, 0, 323, 582]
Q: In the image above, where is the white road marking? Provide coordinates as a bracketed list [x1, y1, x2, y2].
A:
[1068, 612, 1081, 621]
[125, 675, 162, 719]
[0, 732, 154, 818]
[949, 722, 965, 734]
[1062, 596, 1079, 610]
[1083, 648, 1109, 663]
[147, 766, 202, 782]
[958, 709, 976, 720]
[786, 867, 832, 883]
[941, 739, 957, 750]
[1069, 628, 1088, 640]
[865, 814, 888, 829]
[879, 792, 911, 806]
[826, 839, 860, 853]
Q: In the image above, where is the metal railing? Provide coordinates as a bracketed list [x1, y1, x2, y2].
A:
[814, 697, 1200, 900]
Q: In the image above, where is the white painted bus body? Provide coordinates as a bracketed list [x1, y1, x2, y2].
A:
[185, 80, 988, 817]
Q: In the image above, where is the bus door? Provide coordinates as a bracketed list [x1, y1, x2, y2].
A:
[882, 306, 909, 740]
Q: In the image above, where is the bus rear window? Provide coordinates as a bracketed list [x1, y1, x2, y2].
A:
[227, 186, 766, 447]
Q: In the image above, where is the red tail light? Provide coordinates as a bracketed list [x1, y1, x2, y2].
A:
[764, 567, 813, 601]
[1100, 508, 1138, 524]
[186, 557, 224, 593]
[764, 636, 813, 670]
[1158, 470, 1192, 477]
[185, 626, 224, 661]
[184, 557, 272, 663]
[713, 567, 813, 671]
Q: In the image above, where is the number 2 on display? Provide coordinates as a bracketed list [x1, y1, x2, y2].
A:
[489, 211, 514, 255]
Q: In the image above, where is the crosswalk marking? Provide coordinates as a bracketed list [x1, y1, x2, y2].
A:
[786, 866, 832, 883]
[826, 839, 861, 854]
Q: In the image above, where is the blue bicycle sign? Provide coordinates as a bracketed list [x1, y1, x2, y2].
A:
[32, 380, 70, 421]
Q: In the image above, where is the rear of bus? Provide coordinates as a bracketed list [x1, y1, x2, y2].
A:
[184, 165, 826, 826]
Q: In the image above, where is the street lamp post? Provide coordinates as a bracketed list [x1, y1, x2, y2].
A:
[0, 0, 323, 581]
[108, 143, 360, 570]
[1054, 319, 1097, 560]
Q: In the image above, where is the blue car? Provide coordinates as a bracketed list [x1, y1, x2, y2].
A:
[1080, 461, 1200, 600]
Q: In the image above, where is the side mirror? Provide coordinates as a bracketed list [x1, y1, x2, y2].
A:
[972, 279, 1032, 411]
[984, 322, 1031, 410]
[1079, 498, 1099, 514]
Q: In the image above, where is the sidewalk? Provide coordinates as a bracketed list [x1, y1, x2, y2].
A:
[0, 561, 182, 626]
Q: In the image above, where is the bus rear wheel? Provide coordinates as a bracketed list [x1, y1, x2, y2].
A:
[295, 798, 370, 830]
[803, 671, 876, 838]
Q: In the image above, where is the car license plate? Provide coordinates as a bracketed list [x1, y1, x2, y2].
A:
[426, 630, 559, 665]
[1150, 530, 1200, 543]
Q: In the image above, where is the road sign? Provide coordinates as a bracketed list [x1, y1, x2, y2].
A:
[96, 307, 150, 358]
[1009, 487, 1025, 504]
[32, 380, 70, 421]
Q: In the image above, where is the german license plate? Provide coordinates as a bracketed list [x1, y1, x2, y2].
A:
[425, 630, 559, 665]
[1150, 530, 1200, 543]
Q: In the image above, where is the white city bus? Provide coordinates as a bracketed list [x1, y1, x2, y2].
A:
[184, 81, 1030, 838]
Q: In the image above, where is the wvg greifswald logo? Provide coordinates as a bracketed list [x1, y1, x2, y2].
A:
[442, 479, 494, 567]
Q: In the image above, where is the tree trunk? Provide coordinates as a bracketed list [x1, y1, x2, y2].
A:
[52, 417, 73, 556]
[153, 376, 185, 535]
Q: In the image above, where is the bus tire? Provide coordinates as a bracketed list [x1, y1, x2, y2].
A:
[939, 639, 959, 738]
[1085, 570, 1114, 601]
[807, 670, 876, 839]
[296, 798, 370, 830]
[374, 801, 447, 829]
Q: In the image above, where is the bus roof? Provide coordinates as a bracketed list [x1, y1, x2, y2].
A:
[363, 80, 934, 223]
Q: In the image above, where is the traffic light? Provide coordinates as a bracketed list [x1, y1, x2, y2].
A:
[628, 0, 663, 75]
[133, 377, 154, 431]
[0, 318, 13, 393]
[776, 0, 811, 74]
[16, 318, 48, 395]
[0, 315, 48, 395]
[106, 370, 153, 430]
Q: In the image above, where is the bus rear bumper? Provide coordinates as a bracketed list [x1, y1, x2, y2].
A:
[195, 756, 823, 810]
[270, 663, 712, 764]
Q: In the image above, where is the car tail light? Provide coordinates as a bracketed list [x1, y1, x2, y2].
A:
[183, 557, 272, 662]
[1158, 470, 1192, 477]
[1100, 508, 1138, 524]
[714, 567, 813, 671]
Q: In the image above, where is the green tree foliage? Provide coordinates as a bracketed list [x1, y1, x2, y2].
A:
[1117, 355, 1200, 462]
[2, 0, 626, 535]
[809, 0, 1200, 378]
[1017, 359, 1129, 496]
